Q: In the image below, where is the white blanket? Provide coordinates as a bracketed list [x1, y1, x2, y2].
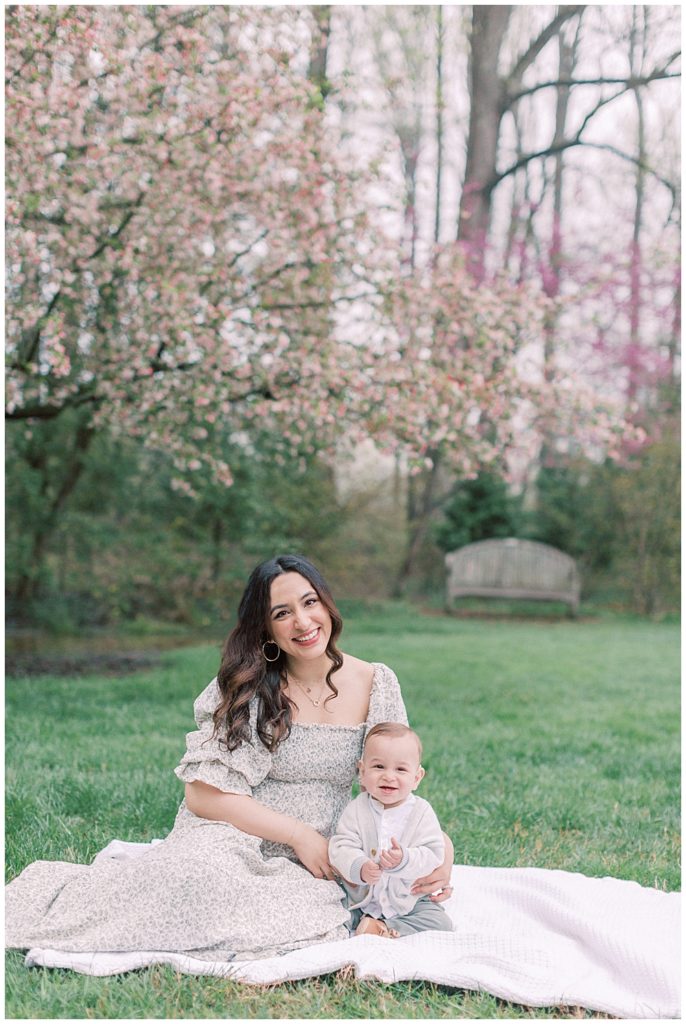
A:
[24, 842, 680, 1019]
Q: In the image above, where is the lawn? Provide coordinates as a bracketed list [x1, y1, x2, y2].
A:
[5, 607, 680, 1018]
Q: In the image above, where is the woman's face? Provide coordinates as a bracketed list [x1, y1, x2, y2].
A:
[267, 572, 332, 664]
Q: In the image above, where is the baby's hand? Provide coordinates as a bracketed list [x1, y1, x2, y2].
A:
[378, 836, 403, 870]
[360, 859, 382, 884]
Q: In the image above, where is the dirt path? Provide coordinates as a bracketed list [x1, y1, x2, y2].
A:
[5, 651, 163, 678]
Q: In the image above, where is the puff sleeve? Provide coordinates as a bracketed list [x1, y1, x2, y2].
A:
[365, 663, 409, 734]
[174, 678, 272, 795]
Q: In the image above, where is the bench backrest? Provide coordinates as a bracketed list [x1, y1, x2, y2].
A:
[445, 538, 580, 605]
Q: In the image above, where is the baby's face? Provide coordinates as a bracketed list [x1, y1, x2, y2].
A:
[358, 734, 424, 808]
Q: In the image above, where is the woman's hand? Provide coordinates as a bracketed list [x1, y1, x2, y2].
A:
[411, 832, 454, 903]
[290, 823, 336, 880]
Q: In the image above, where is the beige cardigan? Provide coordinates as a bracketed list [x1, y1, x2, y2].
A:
[329, 792, 445, 916]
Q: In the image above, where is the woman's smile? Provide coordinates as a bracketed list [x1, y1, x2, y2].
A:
[293, 627, 321, 645]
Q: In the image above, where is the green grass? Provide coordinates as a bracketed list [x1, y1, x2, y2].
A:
[5, 609, 680, 1018]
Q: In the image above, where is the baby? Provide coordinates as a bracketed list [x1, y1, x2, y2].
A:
[329, 721, 453, 938]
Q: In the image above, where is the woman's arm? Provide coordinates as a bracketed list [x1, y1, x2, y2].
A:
[410, 831, 454, 902]
[185, 781, 335, 879]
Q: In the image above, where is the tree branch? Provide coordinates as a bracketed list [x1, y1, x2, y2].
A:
[572, 82, 635, 138]
[506, 6, 586, 92]
[74, 9, 208, 89]
[493, 77, 650, 188]
[491, 133, 677, 202]
[6, 388, 100, 420]
[581, 141, 678, 204]
[259, 290, 377, 312]
[5, 14, 60, 86]
[12, 288, 63, 371]
[81, 193, 145, 262]
[43, 419, 97, 526]
[229, 260, 302, 302]
[226, 229, 270, 271]
[507, 67, 680, 105]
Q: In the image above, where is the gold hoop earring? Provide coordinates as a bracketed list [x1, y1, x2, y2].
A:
[262, 640, 281, 662]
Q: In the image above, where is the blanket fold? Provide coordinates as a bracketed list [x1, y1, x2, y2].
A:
[21, 844, 681, 1019]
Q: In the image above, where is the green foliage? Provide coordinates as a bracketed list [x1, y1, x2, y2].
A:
[523, 434, 679, 614]
[5, 410, 99, 602]
[6, 414, 679, 628]
[5, 613, 680, 1017]
[521, 464, 609, 565]
[610, 435, 680, 615]
[322, 466, 408, 599]
[434, 472, 522, 552]
[431, 431, 679, 616]
[5, 423, 345, 629]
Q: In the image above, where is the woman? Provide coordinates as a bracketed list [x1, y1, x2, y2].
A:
[6, 555, 453, 961]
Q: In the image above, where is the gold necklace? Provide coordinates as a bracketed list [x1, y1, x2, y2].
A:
[288, 674, 330, 709]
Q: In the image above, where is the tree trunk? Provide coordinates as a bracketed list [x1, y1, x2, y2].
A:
[402, 143, 419, 271]
[627, 6, 646, 407]
[537, 28, 578, 471]
[668, 263, 680, 384]
[392, 451, 443, 596]
[211, 515, 223, 583]
[308, 6, 332, 101]
[395, 8, 446, 594]
[457, 5, 511, 277]
[434, 4, 445, 247]
[543, 29, 576, 373]
[13, 418, 96, 605]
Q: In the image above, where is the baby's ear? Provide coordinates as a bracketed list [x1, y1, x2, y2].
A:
[413, 765, 426, 789]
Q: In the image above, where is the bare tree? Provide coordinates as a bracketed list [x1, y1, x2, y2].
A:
[367, 7, 434, 268]
[457, 4, 679, 269]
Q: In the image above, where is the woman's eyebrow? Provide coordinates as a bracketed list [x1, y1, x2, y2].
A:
[270, 591, 317, 614]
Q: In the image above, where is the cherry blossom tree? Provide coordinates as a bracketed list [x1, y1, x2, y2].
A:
[6, 5, 639, 607]
[6, 6, 377, 475]
[498, 5, 680, 428]
[5, 5, 382, 597]
[371, 242, 633, 586]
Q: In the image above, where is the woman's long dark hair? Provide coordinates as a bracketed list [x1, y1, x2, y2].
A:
[213, 555, 344, 752]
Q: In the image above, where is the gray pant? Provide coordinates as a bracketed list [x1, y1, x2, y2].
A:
[349, 895, 453, 937]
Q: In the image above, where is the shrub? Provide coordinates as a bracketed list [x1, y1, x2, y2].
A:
[434, 472, 522, 552]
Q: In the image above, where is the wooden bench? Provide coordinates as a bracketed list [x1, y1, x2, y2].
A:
[445, 538, 581, 615]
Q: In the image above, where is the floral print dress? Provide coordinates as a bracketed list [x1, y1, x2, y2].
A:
[5, 663, 408, 961]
